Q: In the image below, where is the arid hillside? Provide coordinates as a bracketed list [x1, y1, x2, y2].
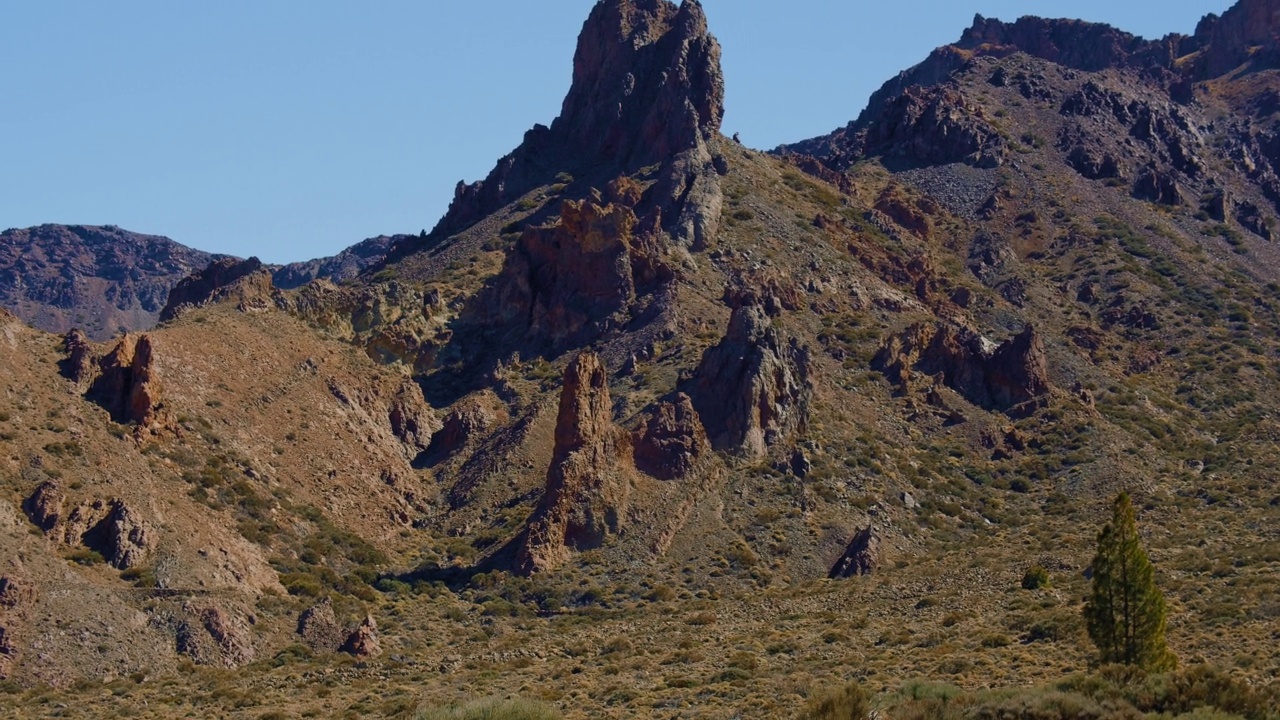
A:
[2, 1, 1280, 718]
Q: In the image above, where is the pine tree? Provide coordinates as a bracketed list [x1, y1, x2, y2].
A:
[1084, 492, 1176, 671]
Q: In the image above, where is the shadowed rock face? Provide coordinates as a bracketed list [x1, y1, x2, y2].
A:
[689, 305, 812, 459]
[555, 0, 723, 171]
[89, 333, 173, 433]
[483, 195, 674, 349]
[430, 0, 724, 243]
[829, 526, 882, 579]
[516, 352, 632, 575]
[160, 257, 276, 322]
[875, 323, 1050, 414]
[633, 393, 708, 480]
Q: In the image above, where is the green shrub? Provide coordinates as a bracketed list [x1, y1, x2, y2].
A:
[1022, 564, 1051, 590]
[415, 698, 561, 720]
[802, 681, 871, 720]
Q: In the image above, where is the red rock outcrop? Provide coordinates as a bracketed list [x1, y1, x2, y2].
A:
[875, 322, 1050, 414]
[59, 329, 97, 383]
[297, 598, 345, 652]
[829, 526, 883, 579]
[64, 499, 156, 570]
[515, 352, 632, 574]
[89, 333, 173, 433]
[689, 305, 812, 459]
[632, 393, 708, 480]
[22, 480, 65, 532]
[490, 198, 673, 347]
[160, 257, 277, 322]
[340, 615, 381, 659]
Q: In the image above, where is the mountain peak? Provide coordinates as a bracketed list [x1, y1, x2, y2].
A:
[429, 0, 723, 240]
[555, 0, 722, 170]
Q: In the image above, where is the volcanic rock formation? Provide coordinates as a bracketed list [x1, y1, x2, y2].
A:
[88, 333, 172, 433]
[829, 526, 883, 579]
[515, 352, 632, 574]
[875, 323, 1050, 414]
[632, 393, 709, 480]
[430, 0, 724, 249]
[689, 305, 813, 459]
[160, 257, 277, 322]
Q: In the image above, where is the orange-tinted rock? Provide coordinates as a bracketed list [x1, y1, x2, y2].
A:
[875, 322, 1050, 414]
[516, 352, 632, 574]
[89, 333, 173, 433]
[633, 393, 708, 480]
[340, 615, 381, 659]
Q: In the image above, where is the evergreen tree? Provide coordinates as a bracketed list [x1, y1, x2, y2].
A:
[1084, 492, 1176, 671]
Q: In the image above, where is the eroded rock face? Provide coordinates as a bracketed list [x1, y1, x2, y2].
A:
[23, 480, 65, 532]
[1195, 0, 1280, 77]
[689, 305, 812, 459]
[297, 598, 345, 652]
[64, 499, 155, 570]
[488, 198, 673, 347]
[176, 604, 255, 668]
[861, 86, 1008, 169]
[60, 329, 97, 383]
[160, 257, 276, 322]
[633, 393, 708, 480]
[89, 333, 172, 433]
[433, 0, 724, 247]
[829, 526, 882, 579]
[340, 615, 381, 659]
[875, 323, 1050, 414]
[429, 391, 508, 460]
[516, 352, 632, 574]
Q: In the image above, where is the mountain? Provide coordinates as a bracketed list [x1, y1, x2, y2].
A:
[0, 225, 403, 339]
[0, 224, 221, 340]
[2, 1, 1279, 717]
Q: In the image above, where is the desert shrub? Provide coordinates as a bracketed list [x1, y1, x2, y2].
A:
[1022, 564, 1051, 590]
[802, 681, 870, 720]
[415, 697, 561, 720]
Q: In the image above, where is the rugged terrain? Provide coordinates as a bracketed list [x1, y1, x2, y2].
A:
[0, 226, 402, 340]
[3, 0, 1280, 718]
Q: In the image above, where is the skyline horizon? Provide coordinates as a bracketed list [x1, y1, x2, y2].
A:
[1, 0, 1231, 265]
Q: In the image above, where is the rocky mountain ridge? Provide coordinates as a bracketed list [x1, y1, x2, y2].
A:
[0, 226, 403, 340]
[2, 1, 1280, 717]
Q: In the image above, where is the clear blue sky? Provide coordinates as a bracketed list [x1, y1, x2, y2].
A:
[0, 1, 1230, 264]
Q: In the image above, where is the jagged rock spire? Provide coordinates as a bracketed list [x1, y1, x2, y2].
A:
[430, 0, 724, 240]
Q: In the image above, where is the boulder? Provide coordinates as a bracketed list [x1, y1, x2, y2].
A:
[829, 526, 883, 579]
[340, 615, 381, 659]
[689, 305, 812, 459]
[516, 352, 632, 574]
[632, 393, 709, 480]
[297, 598, 345, 652]
[23, 480, 65, 532]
